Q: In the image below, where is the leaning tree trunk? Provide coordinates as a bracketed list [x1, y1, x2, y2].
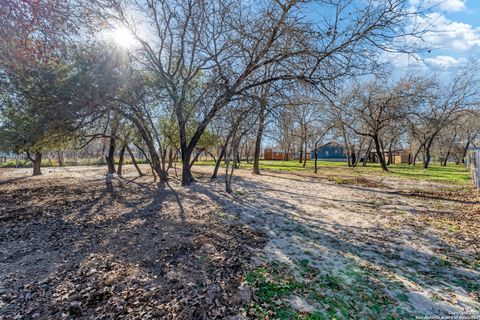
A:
[373, 136, 389, 172]
[212, 147, 226, 179]
[460, 132, 475, 165]
[442, 153, 449, 167]
[190, 148, 205, 169]
[442, 136, 456, 167]
[412, 144, 423, 166]
[135, 143, 157, 181]
[133, 120, 167, 182]
[213, 130, 235, 179]
[126, 145, 143, 176]
[32, 152, 42, 176]
[462, 141, 471, 164]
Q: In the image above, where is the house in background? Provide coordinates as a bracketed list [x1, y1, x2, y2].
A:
[263, 148, 288, 160]
[310, 142, 347, 161]
[0, 151, 17, 163]
[387, 149, 411, 164]
[369, 149, 411, 164]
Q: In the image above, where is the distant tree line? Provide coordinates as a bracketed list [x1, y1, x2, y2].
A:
[0, 0, 478, 192]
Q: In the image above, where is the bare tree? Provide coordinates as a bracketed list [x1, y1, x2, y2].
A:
[89, 0, 423, 186]
[408, 69, 479, 168]
[340, 76, 426, 171]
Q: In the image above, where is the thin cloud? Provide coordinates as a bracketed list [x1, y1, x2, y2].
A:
[424, 55, 463, 68]
[409, 0, 467, 12]
[407, 12, 480, 51]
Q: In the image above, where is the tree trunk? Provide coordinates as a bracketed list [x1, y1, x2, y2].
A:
[386, 142, 393, 165]
[181, 148, 195, 186]
[340, 125, 351, 167]
[413, 145, 423, 166]
[461, 133, 476, 164]
[212, 147, 225, 179]
[235, 151, 241, 168]
[190, 149, 204, 168]
[225, 142, 239, 194]
[167, 148, 174, 169]
[462, 141, 471, 164]
[373, 136, 389, 172]
[423, 151, 431, 169]
[225, 158, 233, 194]
[135, 143, 157, 181]
[362, 139, 373, 167]
[117, 144, 127, 176]
[423, 144, 432, 169]
[106, 135, 116, 174]
[353, 143, 362, 167]
[314, 142, 319, 174]
[298, 146, 303, 163]
[32, 152, 42, 176]
[442, 137, 456, 167]
[133, 121, 167, 182]
[346, 148, 352, 167]
[253, 103, 266, 175]
[302, 140, 307, 168]
[442, 154, 448, 167]
[126, 145, 143, 176]
[57, 151, 64, 167]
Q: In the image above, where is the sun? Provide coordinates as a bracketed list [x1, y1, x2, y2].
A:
[110, 27, 137, 49]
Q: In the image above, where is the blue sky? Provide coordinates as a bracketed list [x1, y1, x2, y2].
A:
[391, 0, 480, 71]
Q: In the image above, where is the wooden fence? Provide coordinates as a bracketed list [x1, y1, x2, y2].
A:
[467, 149, 480, 191]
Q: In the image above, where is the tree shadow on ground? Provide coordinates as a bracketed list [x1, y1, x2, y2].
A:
[261, 170, 479, 205]
[192, 171, 480, 316]
[0, 166, 263, 319]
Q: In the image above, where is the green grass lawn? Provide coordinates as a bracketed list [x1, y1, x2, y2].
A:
[0, 158, 149, 168]
[1, 157, 471, 184]
[195, 159, 472, 184]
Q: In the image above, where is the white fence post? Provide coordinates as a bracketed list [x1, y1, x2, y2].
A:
[476, 150, 480, 191]
[470, 149, 480, 191]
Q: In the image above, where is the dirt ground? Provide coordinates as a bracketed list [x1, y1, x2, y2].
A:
[1, 165, 479, 319]
[0, 166, 264, 319]
[191, 166, 480, 319]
